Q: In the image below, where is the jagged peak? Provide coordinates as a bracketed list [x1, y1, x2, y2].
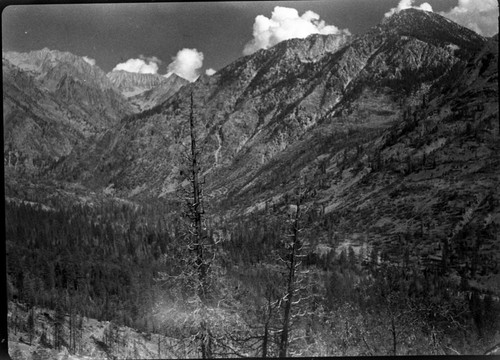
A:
[107, 69, 164, 78]
[378, 8, 486, 50]
[3, 47, 99, 72]
[2, 47, 119, 92]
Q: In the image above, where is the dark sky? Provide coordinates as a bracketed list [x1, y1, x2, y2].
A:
[0, 1, 469, 75]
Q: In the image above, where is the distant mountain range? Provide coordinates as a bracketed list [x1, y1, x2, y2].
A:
[2, 47, 188, 174]
[3, 9, 499, 289]
[106, 70, 189, 112]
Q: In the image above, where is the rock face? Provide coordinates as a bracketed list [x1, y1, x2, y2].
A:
[107, 70, 189, 112]
[128, 73, 189, 112]
[107, 70, 169, 97]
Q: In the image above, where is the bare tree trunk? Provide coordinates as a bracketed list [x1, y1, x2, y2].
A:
[189, 91, 207, 300]
[391, 316, 397, 356]
[279, 195, 302, 358]
[261, 285, 277, 358]
[186, 91, 213, 359]
[262, 320, 269, 358]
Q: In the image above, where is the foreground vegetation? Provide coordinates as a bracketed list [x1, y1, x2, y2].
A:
[5, 192, 499, 358]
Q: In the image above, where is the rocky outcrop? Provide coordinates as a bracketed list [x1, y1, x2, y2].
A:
[107, 70, 169, 97]
[128, 73, 189, 111]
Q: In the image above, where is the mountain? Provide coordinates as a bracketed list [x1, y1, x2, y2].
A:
[2, 48, 137, 182]
[106, 70, 189, 112]
[3, 48, 133, 126]
[4, 9, 500, 357]
[52, 9, 499, 284]
[58, 9, 486, 199]
[4, 10, 497, 278]
[127, 73, 189, 112]
[305, 33, 499, 285]
[3, 58, 85, 173]
[107, 70, 169, 97]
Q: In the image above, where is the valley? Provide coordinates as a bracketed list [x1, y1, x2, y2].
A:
[3, 8, 500, 358]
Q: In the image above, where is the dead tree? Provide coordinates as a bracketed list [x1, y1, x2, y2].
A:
[278, 185, 310, 357]
[182, 91, 213, 358]
[187, 91, 209, 300]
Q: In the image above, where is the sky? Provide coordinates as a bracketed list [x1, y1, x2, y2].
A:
[2, 0, 498, 81]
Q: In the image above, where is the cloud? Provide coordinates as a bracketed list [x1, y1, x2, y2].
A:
[439, 0, 499, 36]
[166, 48, 204, 82]
[112, 58, 160, 74]
[384, 0, 433, 18]
[243, 6, 351, 55]
[205, 68, 216, 76]
[82, 56, 96, 66]
[139, 54, 163, 65]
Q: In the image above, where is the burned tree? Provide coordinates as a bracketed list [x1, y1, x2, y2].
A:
[170, 90, 215, 358]
[278, 185, 311, 357]
[183, 91, 213, 358]
[186, 91, 210, 301]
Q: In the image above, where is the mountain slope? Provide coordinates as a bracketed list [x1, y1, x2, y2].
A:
[3, 49, 134, 177]
[107, 70, 169, 97]
[3, 48, 133, 128]
[3, 59, 84, 172]
[298, 33, 499, 286]
[127, 73, 189, 112]
[59, 9, 486, 202]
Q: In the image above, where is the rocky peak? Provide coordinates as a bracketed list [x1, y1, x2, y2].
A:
[379, 8, 486, 52]
[3, 48, 115, 91]
[3, 48, 134, 175]
[273, 32, 352, 63]
[107, 70, 169, 97]
[128, 73, 190, 111]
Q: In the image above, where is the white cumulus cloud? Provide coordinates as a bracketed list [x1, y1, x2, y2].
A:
[140, 54, 162, 65]
[243, 6, 351, 55]
[439, 0, 499, 36]
[384, 0, 433, 18]
[205, 68, 216, 76]
[112, 58, 160, 74]
[165, 48, 204, 82]
[82, 56, 96, 66]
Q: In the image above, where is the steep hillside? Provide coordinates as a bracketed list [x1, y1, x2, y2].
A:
[3, 59, 84, 173]
[3, 49, 134, 177]
[7, 301, 184, 360]
[128, 73, 189, 112]
[295, 33, 499, 287]
[3, 48, 133, 127]
[107, 70, 169, 98]
[59, 9, 486, 203]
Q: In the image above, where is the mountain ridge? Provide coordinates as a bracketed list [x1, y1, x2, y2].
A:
[107, 70, 169, 97]
[56, 9, 488, 201]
